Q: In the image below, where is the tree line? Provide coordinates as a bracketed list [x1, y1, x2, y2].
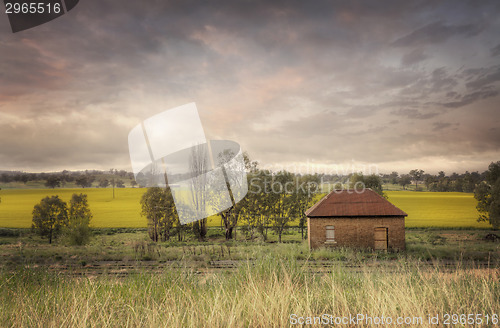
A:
[378, 169, 484, 192]
[140, 154, 321, 243]
[24, 161, 500, 244]
[0, 166, 492, 194]
[0, 169, 134, 189]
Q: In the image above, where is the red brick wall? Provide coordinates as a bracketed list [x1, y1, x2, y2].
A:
[307, 217, 405, 250]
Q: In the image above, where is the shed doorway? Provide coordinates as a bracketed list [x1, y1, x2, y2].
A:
[374, 227, 388, 250]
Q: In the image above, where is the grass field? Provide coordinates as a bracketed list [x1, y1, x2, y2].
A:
[0, 228, 498, 327]
[1, 257, 498, 328]
[0, 188, 491, 228]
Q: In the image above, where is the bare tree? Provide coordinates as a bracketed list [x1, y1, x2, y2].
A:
[189, 144, 209, 241]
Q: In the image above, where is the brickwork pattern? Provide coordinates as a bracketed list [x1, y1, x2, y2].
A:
[308, 217, 405, 250]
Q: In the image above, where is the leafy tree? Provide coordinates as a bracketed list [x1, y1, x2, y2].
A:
[140, 187, 178, 242]
[409, 169, 424, 191]
[76, 175, 93, 188]
[45, 175, 61, 189]
[398, 175, 411, 190]
[16, 173, 29, 184]
[389, 171, 399, 184]
[296, 174, 319, 240]
[116, 179, 125, 188]
[474, 161, 500, 229]
[130, 180, 138, 188]
[243, 169, 274, 241]
[32, 196, 68, 243]
[141, 187, 166, 242]
[269, 171, 306, 243]
[158, 187, 178, 241]
[424, 175, 436, 190]
[98, 178, 109, 188]
[66, 193, 92, 245]
[350, 173, 385, 197]
[0, 173, 12, 183]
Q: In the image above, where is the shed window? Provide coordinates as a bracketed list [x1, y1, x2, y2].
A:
[325, 226, 335, 242]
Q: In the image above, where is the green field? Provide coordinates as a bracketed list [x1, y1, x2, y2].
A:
[0, 188, 491, 228]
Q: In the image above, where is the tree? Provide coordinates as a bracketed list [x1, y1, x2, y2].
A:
[398, 175, 411, 190]
[350, 173, 385, 197]
[130, 180, 137, 188]
[140, 187, 178, 242]
[18, 174, 29, 184]
[474, 161, 500, 229]
[243, 169, 273, 241]
[76, 176, 93, 188]
[98, 178, 109, 188]
[66, 193, 93, 245]
[32, 196, 68, 243]
[409, 169, 424, 191]
[269, 171, 302, 243]
[296, 174, 319, 240]
[0, 173, 12, 183]
[189, 144, 209, 241]
[424, 175, 436, 190]
[141, 187, 166, 242]
[158, 186, 178, 242]
[211, 149, 249, 240]
[45, 176, 61, 189]
[389, 172, 399, 184]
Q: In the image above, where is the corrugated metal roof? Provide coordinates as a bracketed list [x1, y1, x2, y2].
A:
[305, 189, 407, 217]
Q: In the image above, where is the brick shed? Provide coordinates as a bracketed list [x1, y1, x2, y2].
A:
[306, 189, 407, 250]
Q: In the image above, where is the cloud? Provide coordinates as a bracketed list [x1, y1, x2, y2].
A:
[391, 108, 440, 120]
[401, 47, 429, 66]
[0, 0, 500, 174]
[432, 121, 458, 131]
[465, 67, 500, 90]
[392, 21, 485, 47]
[442, 89, 499, 108]
[491, 44, 500, 57]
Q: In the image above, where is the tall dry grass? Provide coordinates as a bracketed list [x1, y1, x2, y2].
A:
[0, 256, 498, 327]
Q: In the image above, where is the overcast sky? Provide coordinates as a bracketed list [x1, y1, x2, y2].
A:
[1, 0, 499, 175]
